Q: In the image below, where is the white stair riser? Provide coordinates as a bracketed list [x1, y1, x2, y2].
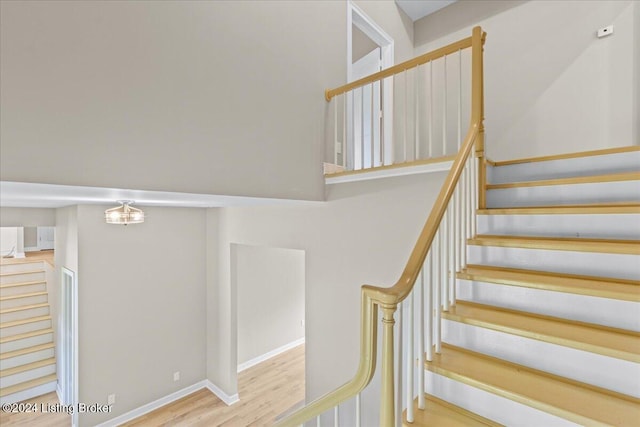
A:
[1, 363, 56, 388]
[1, 306, 50, 323]
[0, 319, 51, 338]
[426, 371, 580, 427]
[0, 262, 45, 275]
[1, 295, 48, 310]
[486, 180, 640, 208]
[0, 380, 57, 405]
[457, 279, 640, 331]
[0, 348, 54, 370]
[477, 213, 640, 240]
[488, 150, 640, 184]
[1, 332, 54, 353]
[443, 320, 640, 397]
[0, 272, 45, 286]
[467, 245, 640, 281]
[0, 283, 47, 297]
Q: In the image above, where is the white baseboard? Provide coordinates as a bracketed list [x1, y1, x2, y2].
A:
[95, 380, 238, 427]
[24, 247, 40, 253]
[204, 380, 239, 406]
[237, 337, 305, 373]
[15, 252, 26, 259]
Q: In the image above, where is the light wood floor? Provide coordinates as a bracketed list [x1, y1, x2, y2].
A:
[1, 250, 54, 267]
[0, 344, 304, 426]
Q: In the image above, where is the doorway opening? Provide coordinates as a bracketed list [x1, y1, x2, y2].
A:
[347, 1, 394, 169]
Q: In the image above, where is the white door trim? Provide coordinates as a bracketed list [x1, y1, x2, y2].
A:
[60, 267, 79, 427]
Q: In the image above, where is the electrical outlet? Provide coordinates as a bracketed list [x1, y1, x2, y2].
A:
[173, 371, 180, 381]
[597, 25, 613, 38]
[108, 394, 116, 405]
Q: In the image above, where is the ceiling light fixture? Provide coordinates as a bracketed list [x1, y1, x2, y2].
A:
[105, 201, 145, 225]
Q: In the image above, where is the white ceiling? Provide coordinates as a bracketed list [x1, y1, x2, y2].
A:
[395, 0, 457, 21]
[0, 181, 319, 209]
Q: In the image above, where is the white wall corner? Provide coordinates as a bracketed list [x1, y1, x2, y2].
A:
[205, 380, 240, 406]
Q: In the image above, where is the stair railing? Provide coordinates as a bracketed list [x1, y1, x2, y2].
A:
[277, 26, 486, 427]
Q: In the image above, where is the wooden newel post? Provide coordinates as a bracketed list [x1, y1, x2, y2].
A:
[380, 304, 397, 426]
[471, 26, 487, 209]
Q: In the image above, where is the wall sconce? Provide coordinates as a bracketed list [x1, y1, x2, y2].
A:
[105, 201, 145, 225]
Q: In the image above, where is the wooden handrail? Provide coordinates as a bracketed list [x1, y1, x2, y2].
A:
[276, 26, 485, 427]
[325, 36, 473, 101]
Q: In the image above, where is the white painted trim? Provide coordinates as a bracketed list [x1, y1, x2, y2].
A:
[326, 160, 453, 184]
[204, 380, 240, 406]
[237, 337, 306, 373]
[56, 384, 63, 404]
[24, 246, 40, 253]
[14, 252, 26, 259]
[95, 380, 239, 427]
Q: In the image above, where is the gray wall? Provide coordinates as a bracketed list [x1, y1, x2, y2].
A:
[215, 171, 445, 425]
[352, 25, 378, 63]
[0, 207, 56, 227]
[234, 244, 305, 365]
[414, 0, 639, 160]
[74, 205, 207, 426]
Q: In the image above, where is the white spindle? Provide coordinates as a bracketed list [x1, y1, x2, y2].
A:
[370, 83, 375, 169]
[457, 49, 462, 150]
[425, 252, 433, 362]
[360, 88, 365, 170]
[452, 189, 459, 306]
[418, 267, 425, 408]
[471, 156, 477, 237]
[355, 393, 361, 427]
[317, 415, 321, 427]
[351, 91, 355, 170]
[448, 205, 455, 307]
[380, 79, 385, 165]
[396, 303, 403, 427]
[342, 94, 347, 168]
[434, 230, 442, 353]
[441, 212, 449, 312]
[404, 70, 408, 163]
[442, 55, 447, 156]
[406, 292, 414, 423]
[428, 61, 433, 158]
[334, 97, 338, 165]
[414, 66, 420, 160]
[334, 405, 339, 427]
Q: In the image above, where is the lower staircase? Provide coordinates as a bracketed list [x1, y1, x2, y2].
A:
[0, 260, 57, 404]
[407, 147, 640, 426]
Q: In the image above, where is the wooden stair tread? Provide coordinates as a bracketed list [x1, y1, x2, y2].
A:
[0, 315, 51, 329]
[444, 301, 640, 362]
[0, 342, 54, 360]
[0, 327, 54, 344]
[478, 202, 640, 215]
[0, 373, 57, 397]
[0, 291, 48, 301]
[426, 344, 640, 426]
[458, 265, 640, 301]
[0, 357, 55, 378]
[486, 171, 640, 189]
[0, 302, 49, 315]
[468, 235, 640, 255]
[0, 270, 45, 277]
[403, 394, 503, 427]
[0, 280, 46, 289]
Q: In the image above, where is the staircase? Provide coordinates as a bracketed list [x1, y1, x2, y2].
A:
[407, 146, 640, 426]
[0, 260, 57, 404]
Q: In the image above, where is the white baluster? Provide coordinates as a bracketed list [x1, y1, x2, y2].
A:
[435, 230, 442, 353]
[441, 212, 449, 312]
[380, 79, 385, 166]
[428, 61, 433, 158]
[425, 252, 433, 362]
[458, 49, 462, 151]
[361, 87, 365, 170]
[334, 96, 338, 165]
[317, 414, 321, 427]
[414, 66, 420, 161]
[370, 83, 375, 169]
[334, 405, 339, 427]
[406, 292, 414, 423]
[342, 94, 347, 168]
[418, 267, 425, 409]
[396, 303, 403, 427]
[404, 70, 408, 163]
[471, 156, 477, 237]
[356, 393, 361, 427]
[452, 189, 459, 306]
[442, 55, 447, 156]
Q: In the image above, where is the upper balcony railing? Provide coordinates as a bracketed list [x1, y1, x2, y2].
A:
[278, 26, 486, 427]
